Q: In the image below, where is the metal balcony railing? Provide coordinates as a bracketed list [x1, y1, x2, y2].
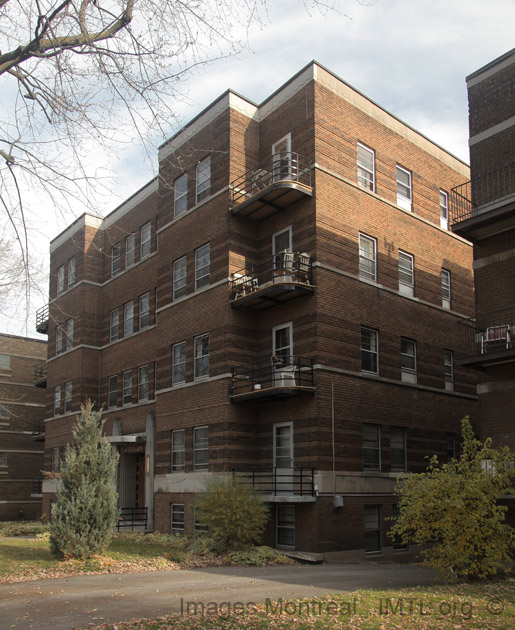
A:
[234, 467, 316, 497]
[34, 361, 47, 384]
[230, 251, 313, 300]
[35, 304, 50, 334]
[450, 162, 515, 224]
[116, 507, 148, 531]
[230, 152, 312, 208]
[457, 308, 515, 361]
[231, 355, 315, 397]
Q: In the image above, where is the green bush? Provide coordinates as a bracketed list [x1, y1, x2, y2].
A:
[0, 521, 49, 537]
[228, 546, 294, 566]
[195, 475, 269, 552]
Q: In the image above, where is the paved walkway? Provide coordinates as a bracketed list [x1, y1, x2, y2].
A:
[0, 563, 438, 630]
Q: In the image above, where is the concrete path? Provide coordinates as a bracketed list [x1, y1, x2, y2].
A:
[0, 563, 438, 630]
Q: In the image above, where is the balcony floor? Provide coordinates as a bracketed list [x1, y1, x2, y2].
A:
[231, 280, 314, 310]
[230, 385, 316, 403]
[230, 181, 312, 221]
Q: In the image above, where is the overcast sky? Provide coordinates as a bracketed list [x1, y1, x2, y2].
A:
[3, 0, 515, 337]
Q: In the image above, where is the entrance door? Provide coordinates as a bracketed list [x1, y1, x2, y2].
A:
[272, 322, 293, 384]
[272, 134, 292, 182]
[274, 422, 293, 494]
[272, 227, 293, 281]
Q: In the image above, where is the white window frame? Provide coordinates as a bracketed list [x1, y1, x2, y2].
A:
[124, 300, 134, 336]
[122, 370, 132, 405]
[138, 365, 149, 401]
[357, 143, 375, 192]
[111, 245, 121, 277]
[171, 504, 185, 535]
[441, 269, 451, 309]
[396, 165, 412, 211]
[139, 292, 150, 329]
[57, 265, 65, 295]
[359, 233, 377, 282]
[195, 243, 210, 290]
[194, 333, 209, 379]
[444, 349, 454, 391]
[361, 327, 378, 374]
[273, 422, 293, 470]
[125, 233, 135, 268]
[172, 341, 186, 384]
[110, 308, 119, 342]
[440, 190, 449, 229]
[401, 337, 417, 383]
[364, 505, 382, 554]
[54, 385, 61, 415]
[140, 222, 151, 259]
[66, 318, 74, 350]
[363, 423, 381, 471]
[398, 251, 414, 297]
[390, 426, 407, 472]
[174, 173, 188, 217]
[64, 381, 72, 413]
[193, 426, 209, 471]
[171, 429, 185, 471]
[67, 257, 76, 287]
[196, 156, 211, 203]
[173, 256, 187, 300]
[108, 374, 118, 408]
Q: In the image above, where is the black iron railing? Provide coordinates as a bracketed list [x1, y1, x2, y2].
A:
[234, 467, 316, 497]
[230, 152, 312, 208]
[34, 361, 47, 383]
[36, 304, 49, 334]
[458, 308, 515, 359]
[450, 162, 515, 224]
[231, 355, 314, 396]
[116, 507, 148, 531]
[230, 251, 313, 300]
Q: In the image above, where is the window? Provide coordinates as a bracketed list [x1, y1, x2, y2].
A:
[398, 251, 414, 296]
[139, 292, 150, 329]
[56, 327, 63, 354]
[0, 452, 7, 467]
[364, 505, 382, 553]
[68, 257, 76, 287]
[444, 349, 454, 391]
[111, 244, 121, 277]
[174, 173, 188, 217]
[124, 300, 134, 336]
[390, 426, 406, 472]
[125, 233, 135, 268]
[66, 318, 74, 350]
[173, 256, 187, 299]
[0, 354, 10, 370]
[396, 166, 412, 211]
[363, 423, 381, 471]
[110, 308, 119, 342]
[194, 506, 209, 533]
[441, 269, 451, 309]
[171, 429, 185, 471]
[171, 504, 185, 535]
[193, 426, 209, 471]
[57, 265, 65, 295]
[195, 244, 210, 290]
[172, 342, 186, 384]
[64, 381, 72, 413]
[140, 222, 151, 259]
[194, 334, 209, 379]
[357, 143, 375, 191]
[196, 156, 211, 203]
[108, 375, 118, 408]
[277, 505, 295, 548]
[446, 433, 456, 461]
[401, 338, 417, 383]
[122, 370, 132, 405]
[51, 447, 59, 473]
[361, 328, 378, 374]
[392, 505, 408, 550]
[138, 365, 149, 401]
[0, 403, 9, 420]
[359, 234, 377, 282]
[440, 190, 449, 230]
[54, 385, 61, 415]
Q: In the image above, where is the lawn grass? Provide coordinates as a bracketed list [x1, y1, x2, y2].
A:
[87, 581, 515, 630]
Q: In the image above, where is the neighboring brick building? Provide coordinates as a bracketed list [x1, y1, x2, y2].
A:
[450, 48, 515, 523]
[0, 334, 46, 520]
[39, 62, 478, 559]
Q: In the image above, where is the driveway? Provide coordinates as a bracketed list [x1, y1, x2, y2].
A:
[0, 563, 438, 629]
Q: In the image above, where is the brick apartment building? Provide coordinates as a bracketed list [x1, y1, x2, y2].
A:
[450, 48, 515, 523]
[39, 62, 478, 559]
[0, 334, 46, 520]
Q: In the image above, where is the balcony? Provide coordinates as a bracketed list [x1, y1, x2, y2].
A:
[35, 304, 49, 334]
[450, 163, 515, 241]
[34, 361, 47, 387]
[229, 152, 312, 221]
[230, 355, 315, 402]
[230, 251, 314, 309]
[457, 308, 515, 367]
[234, 467, 316, 502]
[32, 419, 45, 441]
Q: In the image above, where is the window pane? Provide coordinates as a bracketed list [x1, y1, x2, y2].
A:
[396, 166, 412, 210]
[441, 269, 451, 301]
[195, 244, 210, 289]
[398, 252, 414, 287]
[172, 430, 185, 471]
[123, 370, 132, 405]
[401, 338, 416, 372]
[194, 334, 209, 379]
[111, 246, 120, 276]
[108, 375, 118, 408]
[141, 222, 151, 259]
[66, 319, 74, 349]
[126, 234, 135, 267]
[359, 235, 376, 281]
[173, 342, 186, 384]
[364, 505, 381, 553]
[68, 257, 76, 286]
[363, 423, 380, 470]
[0, 354, 10, 370]
[194, 426, 209, 470]
[0, 403, 9, 420]
[277, 505, 295, 547]
[173, 256, 187, 299]
[110, 309, 119, 342]
[171, 504, 185, 534]
[139, 292, 150, 328]
[138, 365, 149, 401]
[361, 328, 378, 373]
[64, 382, 72, 412]
[196, 156, 211, 203]
[124, 301, 134, 336]
[174, 174, 188, 217]
[390, 427, 406, 472]
[357, 144, 375, 191]
[57, 266, 65, 294]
